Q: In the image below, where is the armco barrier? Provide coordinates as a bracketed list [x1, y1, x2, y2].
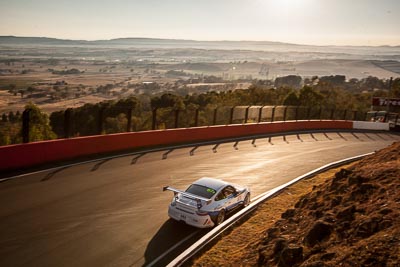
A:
[0, 120, 353, 171]
[353, 121, 390, 131]
[166, 152, 373, 267]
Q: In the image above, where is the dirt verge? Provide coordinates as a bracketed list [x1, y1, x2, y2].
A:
[190, 142, 400, 266]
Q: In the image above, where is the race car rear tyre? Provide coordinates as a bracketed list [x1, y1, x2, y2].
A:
[216, 209, 225, 225]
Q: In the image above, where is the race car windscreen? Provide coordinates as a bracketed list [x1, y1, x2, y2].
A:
[186, 184, 216, 199]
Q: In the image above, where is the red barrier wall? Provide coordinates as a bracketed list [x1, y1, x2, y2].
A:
[0, 120, 352, 171]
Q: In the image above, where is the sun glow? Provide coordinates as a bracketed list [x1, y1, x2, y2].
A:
[258, 0, 314, 14]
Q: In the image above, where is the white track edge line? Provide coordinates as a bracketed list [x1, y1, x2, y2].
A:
[1, 129, 374, 182]
[166, 152, 374, 267]
[146, 230, 200, 267]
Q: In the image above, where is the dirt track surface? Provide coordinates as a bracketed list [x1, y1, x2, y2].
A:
[192, 142, 400, 266]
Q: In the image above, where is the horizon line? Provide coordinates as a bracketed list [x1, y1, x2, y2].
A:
[1, 35, 400, 48]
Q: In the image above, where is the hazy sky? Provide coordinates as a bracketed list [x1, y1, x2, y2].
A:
[0, 0, 399, 46]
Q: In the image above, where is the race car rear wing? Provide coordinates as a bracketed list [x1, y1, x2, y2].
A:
[163, 186, 212, 209]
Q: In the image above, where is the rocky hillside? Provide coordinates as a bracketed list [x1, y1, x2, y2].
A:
[258, 142, 400, 266]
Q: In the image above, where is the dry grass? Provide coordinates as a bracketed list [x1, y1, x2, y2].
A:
[190, 142, 400, 267]
[189, 164, 356, 266]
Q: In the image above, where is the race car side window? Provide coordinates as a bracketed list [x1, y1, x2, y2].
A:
[223, 186, 236, 198]
[215, 186, 236, 201]
[215, 191, 225, 201]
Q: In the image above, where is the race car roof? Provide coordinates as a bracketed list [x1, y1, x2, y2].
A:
[193, 177, 228, 191]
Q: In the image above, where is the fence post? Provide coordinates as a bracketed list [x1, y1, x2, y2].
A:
[330, 109, 335, 120]
[295, 106, 299, 121]
[343, 110, 347, 120]
[318, 107, 322, 120]
[364, 112, 368, 121]
[64, 108, 72, 138]
[22, 109, 30, 143]
[174, 109, 180, 128]
[352, 110, 357, 121]
[126, 108, 132, 132]
[283, 106, 288, 122]
[271, 106, 276, 122]
[152, 108, 157, 130]
[213, 108, 218, 125]
[307, 107, 311, 120]
[258, 106, 264, 123]
[244, 106, 250, 123]
[194, 109, 199, 127]
[230, 106, 235, 124]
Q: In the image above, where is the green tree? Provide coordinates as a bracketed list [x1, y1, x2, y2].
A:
[0, 131, 11, 146]
[18, 89, 25, 98]
[8, 111, 16, 122]
[27, 86, 35, 96]
[283, 91, 300, 106]
[22, 103, 57, 142]
[1, 113, 8, 122]
[361, 76, 385, 90]
[298, 86, 323, 107]
[105, 113, 127, 134]
[391, 78, 400, 98]
[15, 111, 21, 121]
[8, 84, 17, 95]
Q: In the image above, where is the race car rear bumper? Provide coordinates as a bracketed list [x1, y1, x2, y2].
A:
[168, 205, 215, 228]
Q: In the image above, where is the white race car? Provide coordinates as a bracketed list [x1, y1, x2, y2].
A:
[163, 177, 250, 228]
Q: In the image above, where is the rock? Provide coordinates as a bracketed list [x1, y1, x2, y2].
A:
[378, 219, 392, 231]
[336, 205, 356, 221]
[267, 227, 280, 239]
[320, 252, 336, 261]
[378, 187, 386, 194]
[295, 196, 309, 208]
[350, 183, 378, 201]
[277, 246, 303, 267]
[257, 249, 267, 266]
[309, 202, 320, 211]
[281, 209, 296, 219]
[355, 217, 381, 238]
[336, 220, 351, 239]
[378, 208, 392, 215]
[332, 183, 348, 194]
[330, 196, 342, 207]
[304, 221, 333, 247]
[322, 215, 336, 224]
[313, 208, 324, 219]
[331, 168, 352, 185]
[347, 174, 368, 186]
[273, 238, 288, 255]
[359, 183, 378, 193]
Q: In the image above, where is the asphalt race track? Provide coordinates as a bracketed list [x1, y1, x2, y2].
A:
[0, 131, 399, 267]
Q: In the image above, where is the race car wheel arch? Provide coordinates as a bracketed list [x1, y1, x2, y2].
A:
[243, 193, 250, 207]
[215, 209, 226, 225]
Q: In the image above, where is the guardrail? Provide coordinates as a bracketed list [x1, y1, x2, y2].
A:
[0, 120, 355, 172]
[167, 153, 373, 267]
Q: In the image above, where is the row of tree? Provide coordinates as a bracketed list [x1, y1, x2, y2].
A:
[0, 104, 56, 145]
[1, 77, 399, 146]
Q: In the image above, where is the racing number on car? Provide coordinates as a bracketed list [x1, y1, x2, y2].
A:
[180, 214, 186, 220]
